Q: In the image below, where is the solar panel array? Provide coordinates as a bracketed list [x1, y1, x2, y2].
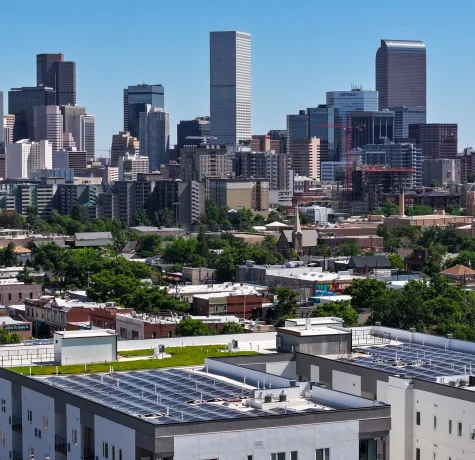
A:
[353, 343, 475, 382]
[38, 368, 322, 425]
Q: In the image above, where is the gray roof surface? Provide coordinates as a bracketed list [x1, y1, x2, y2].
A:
[75, 232, 113, 240]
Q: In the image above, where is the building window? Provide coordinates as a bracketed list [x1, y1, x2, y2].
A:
[132, 331, 139, 340]
[291, 452, 298, 460]
[152, 332, 157, 339]
[8, 294, 11, 301]
[18, 293, 22, 300]
[27, 410, 32, 424]
[470, 425, 475, 441]
[112, 446, 115, 460]
[415, 448, 420, 460]
[449, 419, 452, 434]
[434, 415, 437, 430]
[120, 328, 127, 338]
[271, 454, 285, 460]
[119, 448, 123, 460]
[103, 442, 109, 458]
[29, 447, 34, 458]
[416, 411, 421, 425]
[458, 422, 463, 437]
[30, 292, 33, 299]
[315, 449, 330, 460]
[1, 399, 5, 413]
[72, 428, 78, 444]
[248, 456, 253, 460]
[43, 416, 48, 431]
[0, 432, 5, 447]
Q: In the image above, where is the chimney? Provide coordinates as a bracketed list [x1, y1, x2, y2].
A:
[399, 191, 405, 217]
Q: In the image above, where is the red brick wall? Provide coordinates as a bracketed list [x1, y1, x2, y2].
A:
[90, 308, 134, 329]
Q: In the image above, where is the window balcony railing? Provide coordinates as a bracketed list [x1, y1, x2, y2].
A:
[12, 415, 22, 433]
[55, 434, 67, 454]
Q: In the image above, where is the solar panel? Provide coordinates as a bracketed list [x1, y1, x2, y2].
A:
[36, 368, 308, 425]
[352, 342, 475, 382]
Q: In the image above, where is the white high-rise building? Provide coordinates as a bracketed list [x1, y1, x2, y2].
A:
[6, 139, 52, 178]
[84, 114, 96, 161]
[61, 105, 86, 150]
[3, 115, 14, 145]
[210, 30, 251, 146]
[33, 105, 63, 154]
[138, 105, 169, 172]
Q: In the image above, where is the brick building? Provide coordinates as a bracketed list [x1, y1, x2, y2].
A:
[192, 292, 266, 319]
[0, 280, 42, 306]
[89, 304, 134, 330]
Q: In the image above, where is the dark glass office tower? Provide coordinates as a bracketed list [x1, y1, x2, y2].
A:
[8, 86, 56, 141]
[123, 84, 165, 137]
[307, 105, 340, 162]
[177, 117, 210, 148]
[408, 123, 458, 159]
[376, 40, 426, 111]
[36, 54, 76, 106]
[351, 110, 395, 148]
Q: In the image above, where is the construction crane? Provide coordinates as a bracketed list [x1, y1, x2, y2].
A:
[315, 117, 365, 201]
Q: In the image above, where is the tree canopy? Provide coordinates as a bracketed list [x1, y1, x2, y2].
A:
[311, 300, 359, 327]
[174, 317, 211, 336]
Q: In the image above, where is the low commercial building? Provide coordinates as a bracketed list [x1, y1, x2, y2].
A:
[115, 312, 240, 340]
[208, 178, 270, 211]
[192, 291, 267, 319]
[0, 279, 42, 305]
[89, 303, 134, 330]
[181, 267, 216, 284]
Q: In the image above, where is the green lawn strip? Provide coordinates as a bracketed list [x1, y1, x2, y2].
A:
[119, 344, 229, 357]
[8, 346, 257, 376]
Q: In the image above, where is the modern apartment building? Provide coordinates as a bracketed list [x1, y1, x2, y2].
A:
[0, 348, 390, 460]
[37, 53, 76, 106]
[408, 123, 458, 159]
[8, 86, 56, 141]
[118, 154, 149, 181]
[138, 105, 170, 171]
[210, 31, 251, 146]
[3, 115, 15, 145]
[422, 158, 462, 186]
[286, 110, 307, 154]
[177, 117, 210, 148]
[290, 137, 321, 180]
[235, 150, 280, 190]
[54, 150, 88, 174]
[84, 115, 96, 161]
[110, 131, 140, 167]
[180, 145, 228, 182]
[208, 178, 269, 211]
[351, 110, 395, 148]
[6, 140, 53, 179]
[390, 106, 427, 139]
[33, 105, 64, 155]
[320, 161, 347, 181]
[268, 129, 287, 154]
[124, 84, 165, 137]
[250, 134, 281, 154]
[376, 39, 426, 111]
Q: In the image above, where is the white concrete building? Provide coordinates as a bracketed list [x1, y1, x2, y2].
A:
[6, 139, 52, 178]
[301, 205, 333, 224]
[276, 322, 475, 460]
[118, 154, 149, 180]
[0, 351, 389, 459]
[210, 31, 251, 146]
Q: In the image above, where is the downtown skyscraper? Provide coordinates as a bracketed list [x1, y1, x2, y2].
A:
[376, 40, 426, 111]
[210, 31, 251, 146]
[36, 53, 76, 106]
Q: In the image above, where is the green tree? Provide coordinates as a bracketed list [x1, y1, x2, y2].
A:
[423, 243, 447, 275]
[26, 206, 40, 232]
[32, 242, 65, 271]
[388, 253, 404, 270]
[133, 209, 152, 226]
[299, 211, 312, 225]
[17, 267, 35, 283]
[0, 329, 21, 344]
[371, 201, 399, 217]
[405, 205, 433, 216]
[162, 238, 198, 265]
[174, 317, 211, 336]
[0, 211, 26, 229]
[215, 248, 236, 282]
[70, 204, 89, 224]
[430, 179, 441, 187]
[337, 242, 362, 256]
[446, 201, 464, 216]
[205, 199, 220, 223]
[275, 287, 298, 319]
[345, 278, 387, 312]
[311, 300, 359, 327]
[314, 245, 332, 257]
[154, 209, 174, 228]
[468, 172, 475, 183]
[221, 322, 245, 334]
[1, 243, 19, 267]
[136, 235, 162, 258]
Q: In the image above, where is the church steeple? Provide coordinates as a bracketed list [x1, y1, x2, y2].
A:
[292, 206, 303, 253]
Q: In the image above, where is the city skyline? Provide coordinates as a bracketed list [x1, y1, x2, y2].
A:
[1, 0, 472, 152]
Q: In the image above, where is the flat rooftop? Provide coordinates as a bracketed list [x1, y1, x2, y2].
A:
[54, 329, 117, 339]
[279, 325, 350, 337]
[33, 359, 385, 425]
[346, 327, 475, 384]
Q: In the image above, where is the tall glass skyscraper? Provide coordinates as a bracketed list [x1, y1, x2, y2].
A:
[210, 31, 251, 146]
[376, 40, 426, 111]
[124, 84, 165, 138]
[326, 89, 378, 158]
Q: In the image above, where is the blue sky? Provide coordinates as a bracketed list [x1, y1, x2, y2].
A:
[2, 0, 473, 152]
